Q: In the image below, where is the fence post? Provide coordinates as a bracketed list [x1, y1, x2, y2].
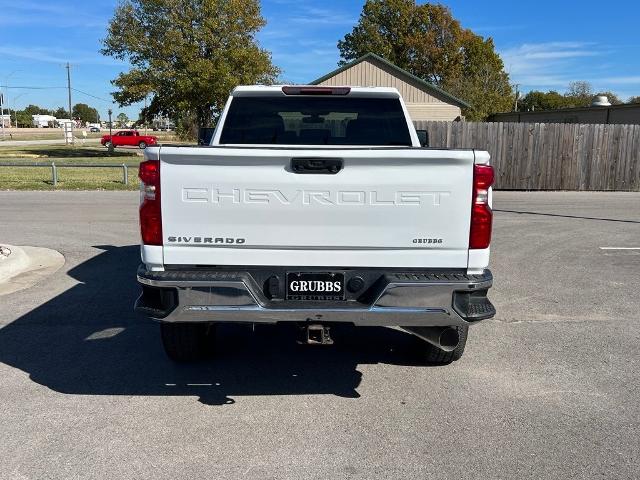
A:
[51, 162, 57, 187]
[122, 164, 128, 185]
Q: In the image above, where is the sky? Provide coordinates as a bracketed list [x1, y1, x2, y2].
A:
[1, 0, 639, 120]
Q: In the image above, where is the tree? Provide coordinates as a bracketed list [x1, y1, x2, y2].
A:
[15, 110, 33, 127]
[520, 84, 624, 111]
[116, 112, 129, 127]
[628, 96, 640, 104]
[101, 0, 279, 136]
[565, 81, 593, 107]
[520, 90, 573, 111]
[442, 31, 513, 120]
[24, 104, 51, 116]
[72, 103, 99, 123]
[337, 0, 513, 120]
[53, 107, 69, 118]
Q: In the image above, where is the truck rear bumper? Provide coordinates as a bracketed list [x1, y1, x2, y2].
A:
[134, 265, 495, 327]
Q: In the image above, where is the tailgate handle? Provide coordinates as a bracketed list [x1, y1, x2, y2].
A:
[291, 158, 342, 174]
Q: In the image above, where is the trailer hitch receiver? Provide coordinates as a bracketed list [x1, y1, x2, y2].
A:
[299, 324, 334, 345]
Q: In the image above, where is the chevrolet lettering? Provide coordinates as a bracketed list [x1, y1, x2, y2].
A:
[183, 187, 451, 207]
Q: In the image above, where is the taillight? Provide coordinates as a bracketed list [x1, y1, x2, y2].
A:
[470, 164, 494, 249]
[139, 160, 162, 245]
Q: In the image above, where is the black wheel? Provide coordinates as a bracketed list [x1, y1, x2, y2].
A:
[138, 141, 147, 149]
[420, 325, 468, 365]
[104, 141, 113, 149]
[160, 322, 216, 362]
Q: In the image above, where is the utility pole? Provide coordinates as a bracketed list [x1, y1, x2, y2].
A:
[144, 95, 148, 135]
[12, 93, 27, 129]
[3, 71, 22, 131]
[514, 84, 520, 112]
[66, 63, 72, 120]
[0, 92, 4, 138]
[108, 108, 114, 153]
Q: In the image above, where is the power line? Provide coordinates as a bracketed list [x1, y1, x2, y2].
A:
[70, 88, 113, 103]
[0, 85, 66, 90]
[0, 85, 113, 103]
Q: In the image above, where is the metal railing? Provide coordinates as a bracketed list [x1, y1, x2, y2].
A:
[0, 162, 137, 186]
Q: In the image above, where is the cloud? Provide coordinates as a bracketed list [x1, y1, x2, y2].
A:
[502, 41, 601, 69]
[0, 45, 125, 67]
[0, 46, 70, 64]
[600, 76, 640, 85]
[0, 0, 106, 28]
[287, 7, 356, 26]
[259, 2, 354, 83]
[498, 41, 640, 98]
[500, 41, 606, 89]
[265, 1, 356, 29]
[267, 45, 340, 83]
[471, 24, 526, 33]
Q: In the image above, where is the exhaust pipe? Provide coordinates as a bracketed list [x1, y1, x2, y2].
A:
[402, 326, 460, 352]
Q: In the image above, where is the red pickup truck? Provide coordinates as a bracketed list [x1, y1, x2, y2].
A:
[101, 130, 158, 149]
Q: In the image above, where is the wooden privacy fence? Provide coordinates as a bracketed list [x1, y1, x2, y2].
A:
[413, 121, 640, 191]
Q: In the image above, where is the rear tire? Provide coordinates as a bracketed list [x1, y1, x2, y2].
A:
[138, 141, 147, 149]
[160, 322, 216, 362]
[420, 325, 468, 365]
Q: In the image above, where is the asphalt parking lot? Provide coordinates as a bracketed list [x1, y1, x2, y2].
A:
[0, 190, 639, 479]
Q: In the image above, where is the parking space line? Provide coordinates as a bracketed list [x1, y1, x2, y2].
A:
[599, 247, 640, 250]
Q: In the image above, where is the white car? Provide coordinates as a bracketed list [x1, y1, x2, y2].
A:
[135, 85, 495, 364]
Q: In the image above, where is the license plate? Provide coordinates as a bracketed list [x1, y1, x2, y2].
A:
[286, 272, 345, 300]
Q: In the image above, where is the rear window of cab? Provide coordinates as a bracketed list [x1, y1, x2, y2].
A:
[219, 96, 412, 146]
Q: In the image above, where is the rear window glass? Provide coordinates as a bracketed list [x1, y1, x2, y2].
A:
[219, 96, 412, 146]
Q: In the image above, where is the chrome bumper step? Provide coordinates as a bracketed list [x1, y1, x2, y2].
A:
[135, 265, 494, 326]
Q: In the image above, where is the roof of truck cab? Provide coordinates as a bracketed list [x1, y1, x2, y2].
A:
[231, 85, 402, 98]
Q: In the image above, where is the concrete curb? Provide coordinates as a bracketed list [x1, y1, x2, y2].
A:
[0, 245, 65, 296]
[0, 245, 31, 282]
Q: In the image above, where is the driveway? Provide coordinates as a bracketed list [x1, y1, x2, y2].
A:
[0, 191, 638, 479]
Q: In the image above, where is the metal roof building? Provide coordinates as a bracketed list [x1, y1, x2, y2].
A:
[311, 53, 469, 122]
[488, 103, 640, 124]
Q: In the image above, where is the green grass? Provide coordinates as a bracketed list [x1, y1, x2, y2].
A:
[0, 166, 140, 190]
[0, 146, 142, 190]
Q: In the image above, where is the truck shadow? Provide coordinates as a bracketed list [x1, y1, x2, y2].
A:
[0, 245, 430, 406]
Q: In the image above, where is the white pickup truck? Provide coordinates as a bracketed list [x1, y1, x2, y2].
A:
[134, 85, 495, 364]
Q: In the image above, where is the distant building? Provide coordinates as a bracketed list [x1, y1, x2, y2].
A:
[310, 53, 469, 121]
[32, 114, 57, 128]
[152, 115, 175, 130]
[56, 119, 74, 128]
[489, 102, 640, 125]
[0, 114, 11, 128]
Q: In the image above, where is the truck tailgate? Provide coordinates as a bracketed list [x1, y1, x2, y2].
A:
[158, 146, 475, 268]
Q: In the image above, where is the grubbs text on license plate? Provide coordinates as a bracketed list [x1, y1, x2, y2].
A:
[286, 272, 345, 300]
